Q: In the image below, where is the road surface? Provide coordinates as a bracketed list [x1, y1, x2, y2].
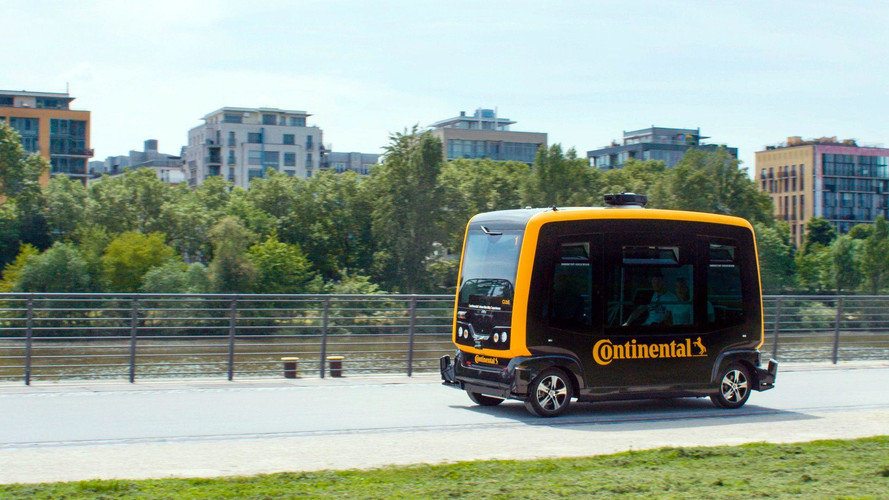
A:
[1, 362, 888, 483]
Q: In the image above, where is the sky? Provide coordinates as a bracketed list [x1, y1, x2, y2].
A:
[3, 0, 888, 171]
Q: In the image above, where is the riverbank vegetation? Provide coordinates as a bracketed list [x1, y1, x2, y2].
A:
[1, 437, 887, 498]
[2, 121, 889, 296]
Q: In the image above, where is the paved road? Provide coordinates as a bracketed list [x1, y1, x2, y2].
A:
[1, 362, 888, 483]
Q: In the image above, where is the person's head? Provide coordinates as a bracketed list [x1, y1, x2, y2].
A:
[676, 278, 690, 301]
[650, 275, 667, 293]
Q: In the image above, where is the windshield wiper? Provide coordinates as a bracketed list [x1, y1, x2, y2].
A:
[480, 225, 502, 236]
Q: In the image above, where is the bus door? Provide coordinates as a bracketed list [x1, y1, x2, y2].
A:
[536, 235, 604, 369]
[593, 235, 709, 392]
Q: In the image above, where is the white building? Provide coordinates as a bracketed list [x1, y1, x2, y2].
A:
[184, 107, 323, 188]
[89, 139, 185, 184]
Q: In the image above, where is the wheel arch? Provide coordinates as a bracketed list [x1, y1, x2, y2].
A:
[517, 355, 584, 398]
[710, 350, 759, 386]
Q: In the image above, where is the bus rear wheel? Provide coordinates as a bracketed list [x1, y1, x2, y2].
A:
[710, 363, 751, 409]
[467, 391, 504, 406]
[524, 368, 572, 417]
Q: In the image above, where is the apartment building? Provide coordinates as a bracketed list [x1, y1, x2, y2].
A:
[184, 107, 323, 188]
[588, 126, 738, 170]
[322, 151, 379, 175]
[0, 89, 92, 184]
[428, 108, 546, 164]
[89, 139, 185, 184]
[755, 136, 889, 246]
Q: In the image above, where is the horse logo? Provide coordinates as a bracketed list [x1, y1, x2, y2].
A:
[693, 337, 707, 356]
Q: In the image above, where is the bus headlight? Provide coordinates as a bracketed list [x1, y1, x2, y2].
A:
[493, 333, 500, 343]
[501, 332, 508, 343]
[457, 326, 463, 338]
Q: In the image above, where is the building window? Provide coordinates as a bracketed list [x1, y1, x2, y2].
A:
[306, 153, 312, 166]
[247, 132, 263, 144]
[284, 153, 296, 167]
[283, 134, 295, 145]
[248, 150, 263, 166]
[306, 135, 313, 149]
[289, 116, 306, 127]
[263, 151, 280, 168]
[223, 113, 243, 124]
[228, 132, 236, 147]
[9, 117, 40, 153]
[262, 114, 277, 125]
[228, 150, 235, 165]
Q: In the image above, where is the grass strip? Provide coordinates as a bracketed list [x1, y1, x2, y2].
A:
[2, 436, 888, 499]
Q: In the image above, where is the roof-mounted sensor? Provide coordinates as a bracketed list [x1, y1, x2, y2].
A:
[604, 193, 648, 208]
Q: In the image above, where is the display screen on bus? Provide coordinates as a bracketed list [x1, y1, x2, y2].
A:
[458, 230, 522, 308]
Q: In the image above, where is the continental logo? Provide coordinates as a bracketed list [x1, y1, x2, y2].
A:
[593, 337, 707, 366]
[474, 355, 499, 365]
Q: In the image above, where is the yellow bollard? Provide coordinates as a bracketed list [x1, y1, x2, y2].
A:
[327, 355, 345, 377]
[281, 357, 299, 378]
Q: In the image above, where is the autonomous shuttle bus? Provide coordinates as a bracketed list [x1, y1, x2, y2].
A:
[440, 193, 778, 417]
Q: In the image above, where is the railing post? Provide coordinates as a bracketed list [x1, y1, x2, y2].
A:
[129, 297, 139, 383]
[227, 297, 238, 381]
[407, 296, 418, 377]
[832, 296, 844, 364]
[319, 297, 330, 379]
[24, 296, 33, 386]
[771, 297, 782, 359]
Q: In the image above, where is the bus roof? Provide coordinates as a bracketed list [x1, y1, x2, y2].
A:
[469, 207, 754, 231]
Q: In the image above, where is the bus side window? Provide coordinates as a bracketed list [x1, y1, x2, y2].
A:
[607, 245, 694, 329]
[548, 241, 592, 330]
[707, 242, 745, 326]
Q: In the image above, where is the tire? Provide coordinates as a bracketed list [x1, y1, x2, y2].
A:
[467, 391, 504, 406]
[523, 368, 572, 417]
[710, 363, 751, 409]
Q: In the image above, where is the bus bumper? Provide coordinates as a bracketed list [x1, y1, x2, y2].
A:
[754, 358, 778, 391]
[440, 352, 527, 399]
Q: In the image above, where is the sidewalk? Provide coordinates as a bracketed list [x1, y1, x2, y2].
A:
[1, 361, 887, 395]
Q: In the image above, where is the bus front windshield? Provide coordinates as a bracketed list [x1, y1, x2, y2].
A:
[458, 230, 523, 308]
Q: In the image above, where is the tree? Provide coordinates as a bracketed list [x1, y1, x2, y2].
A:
[795, 244, 831, 292]
[0, 122, 51, 263]
[207, 216, 257, 293]
[0, 243, 39, 292]
[599, 159, 665, 206]
[754, 222, 796, 293]
[522, 144, 596, 208]
[14, 243, 92, 293]
[369, 127, 444, 293]
[657, 148, 774, 224]
[101, 231, 177, 292]
[139, 261, 210, 294]
[87, 168, 174, 234]
[439, 158, 529, 252]
[803, 217, 837, 254]
[859, 216, 889, 294]
[830, 235, 861, 293]
[247, 233, 318, 294]
[44, 174, 88, 241]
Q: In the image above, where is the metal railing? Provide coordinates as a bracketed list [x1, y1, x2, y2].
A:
[0, 293, 887, 384]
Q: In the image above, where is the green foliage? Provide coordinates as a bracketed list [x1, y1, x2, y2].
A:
[859, 216, 889, 294]
[0, 122, 51, 262]
[208, 216, 257, 293]
[795, 243, 831, 292]
[139, 261, 210, 294]
[87, 168, 174, 234]
[803, 217, 837, 254]
[599, 159, 665, 206]
[369, 127, 444, 293]
[439, 158, 529, 251]
[754, 222, 796, 293]
[14, 242, 92, 292]
[523, 144, 595, 207]
[656, 147, 774, 223]
[43, 174, 88, 241]
[101, 231, 177, 293]
[830, 235, 861, 293]
[247, 233, 318, 294]
[0, 243, 39, 292]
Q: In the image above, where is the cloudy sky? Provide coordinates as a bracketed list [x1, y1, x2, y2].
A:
[3, 1, 888, 169]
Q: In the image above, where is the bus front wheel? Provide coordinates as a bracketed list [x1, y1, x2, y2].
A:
[710, 363, 751, 409]
[467, 391, 504, 406]
[524, 368, 572, 417]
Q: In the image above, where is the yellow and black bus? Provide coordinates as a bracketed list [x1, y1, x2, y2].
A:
[441, 193, 778, 417]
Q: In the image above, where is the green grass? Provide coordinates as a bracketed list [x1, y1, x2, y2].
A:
[2, 436, 888, 499]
